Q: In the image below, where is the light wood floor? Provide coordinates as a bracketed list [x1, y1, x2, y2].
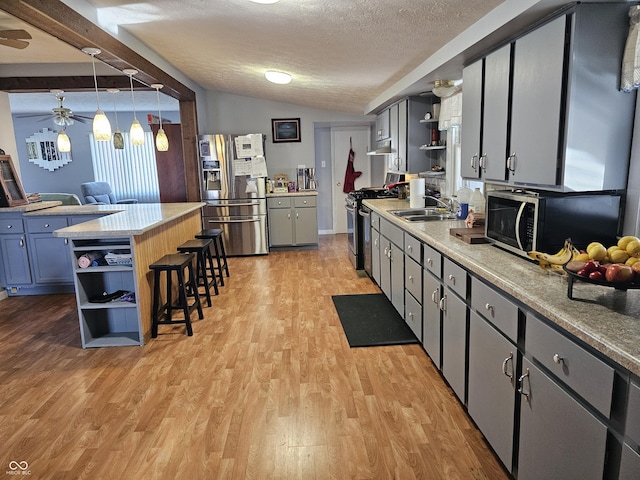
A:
[0, 234, 509, 480]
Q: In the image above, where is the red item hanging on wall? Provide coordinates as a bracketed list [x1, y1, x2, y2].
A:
[343, 137, 362, 193]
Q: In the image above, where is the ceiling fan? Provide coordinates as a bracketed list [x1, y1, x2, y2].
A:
[0, 29, 32, 49]
[18, 90, 93, 126]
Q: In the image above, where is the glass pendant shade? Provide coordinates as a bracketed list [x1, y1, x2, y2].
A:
[113, 130, 124, 150]
[130, 118, 145, 146]
[93, 109, 112, 141]
[432, 79, 457, 98]
[57, 130, 71, 152]
[155, 128, 169, 151]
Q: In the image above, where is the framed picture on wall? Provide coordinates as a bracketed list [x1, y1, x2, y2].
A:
[272, 118, 301, 143]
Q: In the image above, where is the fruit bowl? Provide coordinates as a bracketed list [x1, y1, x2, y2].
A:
[563, 265, 640, 299]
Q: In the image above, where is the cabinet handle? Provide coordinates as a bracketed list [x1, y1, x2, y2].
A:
[296, 212, 299, 219]
[7, 224, 12, 229]
[517, 368, 531, 400]
[408, 275, 414, 283]
[485, 303, 494, 315]
[426, 257, 432, 266]
[44, 223, 50, 228]
[383, 246, 388, 256]
[407, 245, 412, 251]
[303, 200, 307, 204]
[553, 353, 564, 364]
[431, 289, 439, 304]
[507, 153, 517, 173]
[374, 238, 378, 247]
[479, 154, 487, 171]
[439, 294, 447, 312]
[409, 312, 414, 319]
[19, 236, 24, 248]
[502, 352, 514, 379]
[448, 274, 455, 284]
[470, 154, 478, 171]
[287, 213, 291, 219]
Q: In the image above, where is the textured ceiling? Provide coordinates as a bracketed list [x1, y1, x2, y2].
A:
[1, 0, 506, 115]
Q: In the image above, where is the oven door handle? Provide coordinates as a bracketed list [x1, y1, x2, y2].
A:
[345, 205, 356, 213]
[358, 209, 370, 218]
[514, 201, 527, 251]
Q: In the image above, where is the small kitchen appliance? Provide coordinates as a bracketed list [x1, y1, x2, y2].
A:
[485, 189, 622, 258]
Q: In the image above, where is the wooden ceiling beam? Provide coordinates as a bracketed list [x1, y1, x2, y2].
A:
[0, 0, 195, 102]
[0, 76, 139, 93]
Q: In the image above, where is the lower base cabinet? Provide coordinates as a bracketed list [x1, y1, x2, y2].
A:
[441, 290, 467, 402]
[517, 358, 608, 480]
[468, 311, 517, 471]
[422, 271, 442, 367]
[267, 195, 318, 247]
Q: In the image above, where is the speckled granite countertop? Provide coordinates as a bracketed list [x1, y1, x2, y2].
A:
[0, 201, 61, 212]
[51, 203, 205, 238]
[365, 198, 640, 376]
[267, 191, 318, 197]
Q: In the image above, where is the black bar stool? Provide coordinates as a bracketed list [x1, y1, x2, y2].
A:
[177, 238, 219, 307]
[195, 228, 230, 286]
[150, 253, 203, 337]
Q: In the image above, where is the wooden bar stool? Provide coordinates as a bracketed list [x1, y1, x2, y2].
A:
[195, 228, 230, 286]
[150, 253, 203, 337]
[177, 238, 219, 307]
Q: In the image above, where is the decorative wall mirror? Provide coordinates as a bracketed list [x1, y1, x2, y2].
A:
[25, 128, 73, 171]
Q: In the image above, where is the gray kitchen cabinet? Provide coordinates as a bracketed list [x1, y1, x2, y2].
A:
[517, 358, 608, 480]
[379, 217, 404, 315]
[371, 213, 381, 285]
[404, 255, 422, 341]
[26, 216, 73, 285]
[0, 233, 31, 286]
[268, 195, 318, 247]
[388, 102, 399, 171]
[387, 96, 435, 174]
[440, 257, 468, 402]
[460, 58, 483, 179]
[468, 310, 517, 472]
[375, 108, 390, 141]
[461, 45, 511, 181]
[422, 264, 442, 367]
[620, 380, 640, 479]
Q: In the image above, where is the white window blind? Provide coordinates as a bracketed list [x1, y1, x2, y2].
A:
[89, 132, 161, 203]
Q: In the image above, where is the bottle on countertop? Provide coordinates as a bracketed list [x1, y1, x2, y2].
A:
[469, 187, 485, 214]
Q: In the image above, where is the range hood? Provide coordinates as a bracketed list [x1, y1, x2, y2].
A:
[367, 140, 393, 156]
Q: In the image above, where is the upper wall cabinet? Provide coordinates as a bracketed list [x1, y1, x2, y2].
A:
[375, 109, 390, 141]
[461, 3, 636, 192]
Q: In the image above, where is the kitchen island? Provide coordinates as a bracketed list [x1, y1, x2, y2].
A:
[53, 202, 205, 347]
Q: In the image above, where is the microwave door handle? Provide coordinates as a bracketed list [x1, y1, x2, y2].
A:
[515, 202, 527, 250]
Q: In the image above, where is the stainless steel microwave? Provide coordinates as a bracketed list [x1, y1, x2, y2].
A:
[485, 190, 622, 258]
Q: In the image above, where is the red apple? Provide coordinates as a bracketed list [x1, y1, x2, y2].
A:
[589, 271, 604, 281]
[631, 262, 640, 280]
[583, 260, 599, 274]
[598, 265, 608, 275]
[605, 264, 634, 283]
[577, 269, 588, 277]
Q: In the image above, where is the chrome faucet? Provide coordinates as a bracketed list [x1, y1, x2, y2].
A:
[424, 195, 455, 213]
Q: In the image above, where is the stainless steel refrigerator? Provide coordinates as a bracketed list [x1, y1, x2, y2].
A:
[198, 133, 268, 256]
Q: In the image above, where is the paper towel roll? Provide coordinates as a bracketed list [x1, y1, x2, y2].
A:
[410, 178, 425, 208]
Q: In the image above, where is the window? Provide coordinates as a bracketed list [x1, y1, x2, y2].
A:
[89, 132, 160, 203]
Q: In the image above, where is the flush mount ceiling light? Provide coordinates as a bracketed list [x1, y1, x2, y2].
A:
[123, 68, 145, 146]
[265, 70, 292, 84]
[151, 83, 169, 152]
[250, 0, 280, 4]
[82, 47, 112, 141]
[107, 88, 124, 150]
[432, 80, 458, 98]
[57, 128, 71, 153]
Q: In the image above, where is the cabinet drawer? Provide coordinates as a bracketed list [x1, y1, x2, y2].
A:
[423, 244, 441, 278]
[526, 314, 614, 417]
[380, 218, 403, 248]
[267, 197, 292, 208]
[625, 381, 640, 445]
[404, 233, 421, 263]
[25, 217, 68, 233]
[619, 444, 640, 480]
[405, 256, 422, 301]
[0, 218, 24, 233]
[471, 277, 518, 343]
[405, 290, 422, 341]
[443, 258, 467, 300]
[294, 196, 316, 208]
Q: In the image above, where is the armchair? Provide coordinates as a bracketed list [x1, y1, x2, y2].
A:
[80, 182, 138, 205]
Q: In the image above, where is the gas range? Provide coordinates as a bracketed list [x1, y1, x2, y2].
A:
[346, 187, 398, 207]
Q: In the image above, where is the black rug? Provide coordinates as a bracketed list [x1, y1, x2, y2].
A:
[332, 293, 419, 347]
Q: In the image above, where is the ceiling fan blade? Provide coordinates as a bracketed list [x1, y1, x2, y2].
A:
[16, 113, 51, 119]
[0, 38, 29, 49]
[0, 29, 32, 40]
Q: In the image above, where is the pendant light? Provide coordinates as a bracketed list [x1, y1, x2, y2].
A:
[107, 88, 124, 150]
[151, 83, 169, 152]
[123, 68, 145, 146]
[57, 129, 71, 153]
[81, 47, 112, 141]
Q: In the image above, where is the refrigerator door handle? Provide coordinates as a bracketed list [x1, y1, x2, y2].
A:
[210, 201, 263, 207]
[207, 218, 261, 224]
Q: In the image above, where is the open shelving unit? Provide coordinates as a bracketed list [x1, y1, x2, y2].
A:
[71, 238, 142, 348]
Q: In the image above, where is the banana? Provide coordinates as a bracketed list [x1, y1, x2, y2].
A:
[528, 244, 572, 265]
[537, 259, 566, 274]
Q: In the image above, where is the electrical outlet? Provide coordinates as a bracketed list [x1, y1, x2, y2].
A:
[321, 161, 326, 168]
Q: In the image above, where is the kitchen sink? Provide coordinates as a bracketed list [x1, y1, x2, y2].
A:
[388, 208, 457, 222]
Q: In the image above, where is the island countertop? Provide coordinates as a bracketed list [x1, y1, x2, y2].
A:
[365, 198, 640, 377]
[51, 203, 205, 237]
